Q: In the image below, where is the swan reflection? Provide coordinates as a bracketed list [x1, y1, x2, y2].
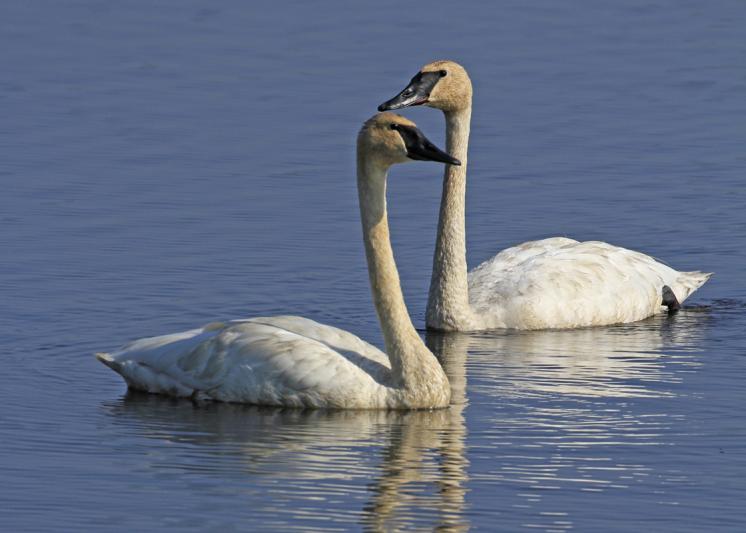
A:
[449, 308, 712, 529]
[465, 309, 710, 399]
[102, 333, 471, 531]
[100, 309, 711, 530]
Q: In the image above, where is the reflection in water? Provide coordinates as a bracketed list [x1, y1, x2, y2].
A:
[459, 309, 713, 531]
[363, 333, 470, 532]
[103, 335, 471, 531]
[468, 309, 710, 399]
[99, 309, 715, 531]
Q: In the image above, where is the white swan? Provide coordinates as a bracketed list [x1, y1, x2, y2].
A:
[96, 113, 461, 409]
[379, 60, 711, 331]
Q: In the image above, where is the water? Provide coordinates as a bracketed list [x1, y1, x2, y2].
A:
[1, 0, 745, 530]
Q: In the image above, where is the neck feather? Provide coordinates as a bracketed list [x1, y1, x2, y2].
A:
[357, 157, 446, 392]
[426, 106, 473, 330]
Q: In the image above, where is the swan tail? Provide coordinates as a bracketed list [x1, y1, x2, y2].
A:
[95, 352, 123, 372]
[673, 271, 712, 302]
[95, 351, 196, 397]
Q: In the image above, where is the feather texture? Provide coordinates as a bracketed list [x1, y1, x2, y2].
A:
[97, 316, 404, 408]
[467, 238, 711, 329]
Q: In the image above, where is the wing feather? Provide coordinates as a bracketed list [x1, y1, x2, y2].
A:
[101, 317, 393, 407]
[468, 238, 703, 329]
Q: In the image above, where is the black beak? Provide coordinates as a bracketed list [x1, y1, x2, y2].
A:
[394, 124, 461, 166]
[378, 71, 442, 111]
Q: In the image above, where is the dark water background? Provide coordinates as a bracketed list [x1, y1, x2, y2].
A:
[2, 0, 745, 530]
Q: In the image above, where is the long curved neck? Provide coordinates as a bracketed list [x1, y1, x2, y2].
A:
[426, 106, 472, 330]
[357, 157, 446, 392]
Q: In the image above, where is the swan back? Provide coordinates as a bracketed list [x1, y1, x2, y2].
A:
[468, 238, 711, 330]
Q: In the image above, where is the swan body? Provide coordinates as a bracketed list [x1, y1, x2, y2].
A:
[467, 237, 710, 330]
[379, 60, 711, 331]
[98, 316, 398, 408]
[97, 113, 459, 409]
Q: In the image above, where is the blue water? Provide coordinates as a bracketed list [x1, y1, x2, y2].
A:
[2, 0, 745, 530]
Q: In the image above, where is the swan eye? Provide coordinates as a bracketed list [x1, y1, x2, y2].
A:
[439, 70, 447, 77]
[389, 123, 398, 130]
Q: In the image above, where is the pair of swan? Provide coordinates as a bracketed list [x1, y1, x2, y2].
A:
[97, 113, 458, 409]
[98, 61, 710, 410]
[379, 60, 710, 331]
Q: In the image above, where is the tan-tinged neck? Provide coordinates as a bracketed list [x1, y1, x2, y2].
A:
[357, 156, 450, 404]
[426, 105, 474, 330]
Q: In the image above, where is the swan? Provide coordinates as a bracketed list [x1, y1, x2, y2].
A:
[379, 60, 711, 331]
[96, 113, 461, 409]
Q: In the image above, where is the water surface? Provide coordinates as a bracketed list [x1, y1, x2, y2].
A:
[1, 1, 745, 531]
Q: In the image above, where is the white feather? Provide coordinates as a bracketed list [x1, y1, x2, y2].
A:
[97, 316, 398, 408]
[467, 238, 711, 330]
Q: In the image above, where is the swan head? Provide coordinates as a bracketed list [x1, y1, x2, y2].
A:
[378, 60, 472, 113]
[358, 113, 461, 167]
